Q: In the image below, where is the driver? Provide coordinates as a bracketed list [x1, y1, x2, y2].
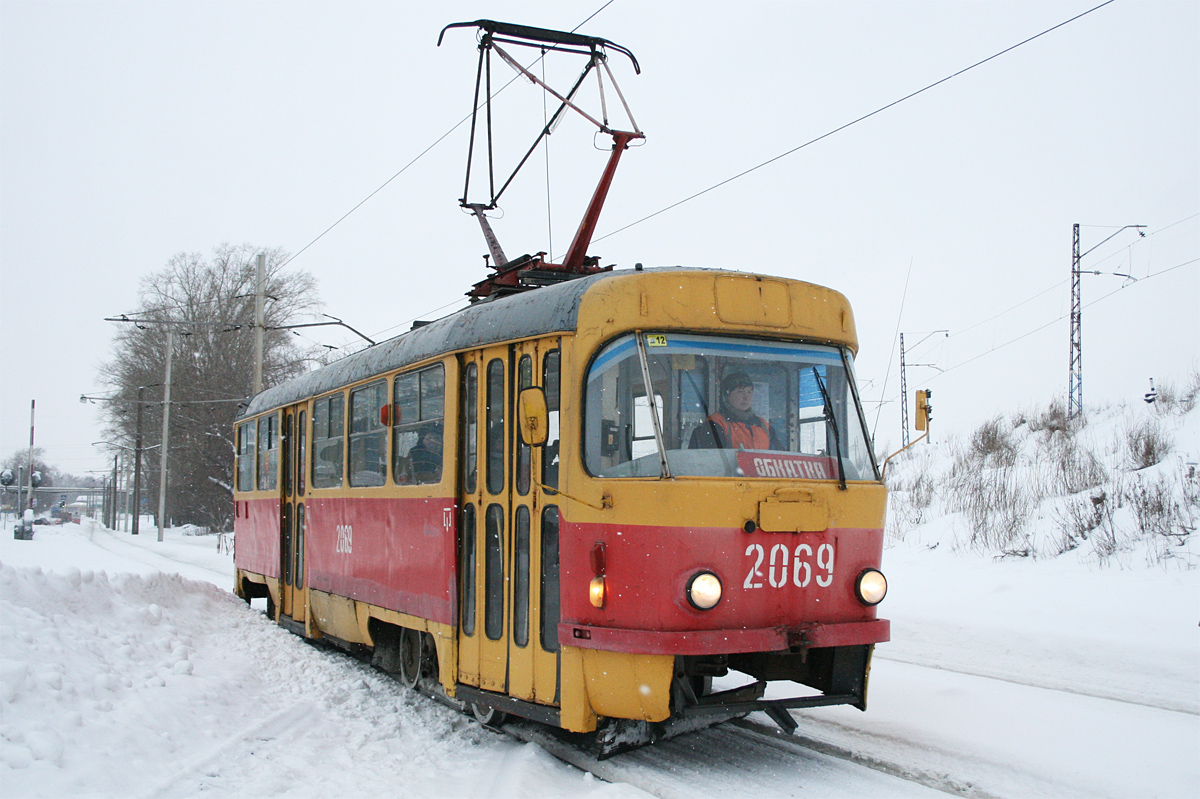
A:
[689, 371, 781, 450]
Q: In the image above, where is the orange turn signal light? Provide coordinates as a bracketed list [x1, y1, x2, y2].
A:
[589, 576, 606, 608]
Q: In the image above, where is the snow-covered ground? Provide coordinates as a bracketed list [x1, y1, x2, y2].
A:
[2, 398, 1197, 797]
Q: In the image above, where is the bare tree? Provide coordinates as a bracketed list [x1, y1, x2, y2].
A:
[100, 243, 322, 531]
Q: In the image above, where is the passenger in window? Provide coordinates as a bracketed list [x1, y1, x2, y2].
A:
[409, 422, 444, 483]
[689, 371, 781, 451]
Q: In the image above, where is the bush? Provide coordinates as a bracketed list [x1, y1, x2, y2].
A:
[969, 416, 1018, 467]
[1051, 436, 1108, 495]
[1123, 419, 1173, 470]
[1027, 399, 1069, 434]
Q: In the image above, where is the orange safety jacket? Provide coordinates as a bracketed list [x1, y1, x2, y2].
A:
[707, 413, 772, 450]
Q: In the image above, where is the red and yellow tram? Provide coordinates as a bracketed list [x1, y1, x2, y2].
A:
[233, 265, 889, 751]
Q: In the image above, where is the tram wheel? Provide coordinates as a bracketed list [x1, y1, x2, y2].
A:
[471, 702, 508, 728]
[398, 627, 422, 689]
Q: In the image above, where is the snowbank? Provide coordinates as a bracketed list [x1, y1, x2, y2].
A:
[0, 525, 642, 799]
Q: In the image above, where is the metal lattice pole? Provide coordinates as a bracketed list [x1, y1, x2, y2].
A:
[1068, 223, 1083, 419]
[899, 333, 910, 447]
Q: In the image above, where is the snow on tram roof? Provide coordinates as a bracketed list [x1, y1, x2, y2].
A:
[239, 267, 626, 419]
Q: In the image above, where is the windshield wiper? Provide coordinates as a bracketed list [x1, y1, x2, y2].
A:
[812, 367, 847, 490]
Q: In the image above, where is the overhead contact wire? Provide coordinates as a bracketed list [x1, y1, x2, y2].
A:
[594, 0, 1117, 244]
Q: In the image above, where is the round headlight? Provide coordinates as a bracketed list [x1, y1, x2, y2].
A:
[687, 571, 722, 610]
[855, 569, 887, 605]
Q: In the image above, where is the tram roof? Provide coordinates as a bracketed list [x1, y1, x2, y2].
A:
[239, 266, 622, 419]
[238, 266, 845, 419]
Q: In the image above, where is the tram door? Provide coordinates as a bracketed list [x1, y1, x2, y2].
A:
[508, 341, 561, 706]
[457, 342, 561, 706]
[280, 404, 308, 623]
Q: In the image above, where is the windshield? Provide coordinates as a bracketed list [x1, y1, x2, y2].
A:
[584, 333, 878, 480]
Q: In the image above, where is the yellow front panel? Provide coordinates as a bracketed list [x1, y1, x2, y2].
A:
[715, 274, 792, 327]
[582, 649, 673, 723]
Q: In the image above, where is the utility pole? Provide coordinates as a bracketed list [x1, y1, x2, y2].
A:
[157, 330, 174, 542]
[1068, 223, 1146, 420]
[899, 334, 909, 447]
[110, 454, 119, 529]
[899, 330, 947, 446]
[1068, 224, 1083, 420]
[132, 386, 145, 535]
[26, 400, 35, 513]
[253, 252, 266, 395]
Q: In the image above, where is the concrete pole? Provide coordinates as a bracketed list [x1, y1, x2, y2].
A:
[157, 330, 174, 542]
[253, 252, 266, 395]
[26, 400, 35, 513]
[131, 385, 144, 535]
[110, 454, 119, 529]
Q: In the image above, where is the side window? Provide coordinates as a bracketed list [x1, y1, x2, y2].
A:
[281, 503, 293, 584]
[460, 503, 476, 637]
[295, 504, 305, 589]
[486, 359, 505, 495]
[392, 364, 446, 485]
[513, 505, 530, 648]
[256, 413, 279, 491]
[237, 420, 256, 492]
[282, 413, 293, 497]
[485, 503, 505, 641]
[349, 381, 388, 487]
[540, 505, 560, 652]
[297, 410, 306, 496]
[516, 355, 532, 496]
[312, 394, 345, 488]
[542, 350, 560, 489]
[461, 362, 478, 495]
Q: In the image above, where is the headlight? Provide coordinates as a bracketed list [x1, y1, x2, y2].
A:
[855, 569, 887, 605]
[687, 571, 722, 610]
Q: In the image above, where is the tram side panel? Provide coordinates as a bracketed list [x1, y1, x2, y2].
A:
[234, 497, 282, 616]
[234, 497, 282, 579]
[303, 495, 458, 627]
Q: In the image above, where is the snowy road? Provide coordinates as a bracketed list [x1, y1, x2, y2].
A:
[2, 520, 1196, 798]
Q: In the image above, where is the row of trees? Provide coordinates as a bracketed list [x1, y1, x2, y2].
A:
[99, 244, 323, 531]
[0, 447, 96, 491]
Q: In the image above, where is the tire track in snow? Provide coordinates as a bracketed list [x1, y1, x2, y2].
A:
[138, 702, 319, 799]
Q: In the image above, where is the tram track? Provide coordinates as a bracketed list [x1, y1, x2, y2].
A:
[874, 653, 1198, 716]
[500, 649, 1197, 798]
[503, 715, 982, 798]
[83, 522, 233, 582]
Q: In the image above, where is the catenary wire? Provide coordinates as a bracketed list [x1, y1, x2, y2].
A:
[592, 0, 1117, 245]
[884, 256, 1198, 396]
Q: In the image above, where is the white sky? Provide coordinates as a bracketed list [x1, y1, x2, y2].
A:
[1, 0, 1197, 476]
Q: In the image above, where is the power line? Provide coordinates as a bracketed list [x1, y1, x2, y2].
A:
[932, 212, 1196, 343]
[924, 256, 1198, 383]
[593, 0, 1117, 244]
[865, 254, 1198, 410]
[872, 257, 913, 440]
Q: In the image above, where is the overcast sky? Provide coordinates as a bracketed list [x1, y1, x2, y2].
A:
[1, 0, 1197, 477]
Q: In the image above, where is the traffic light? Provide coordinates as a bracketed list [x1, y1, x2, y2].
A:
[915, 389, 933, 431]
[0, 469, 13, 487]
[30, 471, 43, 488]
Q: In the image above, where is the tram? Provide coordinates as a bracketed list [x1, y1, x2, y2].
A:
[232, 21, 889, 756]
